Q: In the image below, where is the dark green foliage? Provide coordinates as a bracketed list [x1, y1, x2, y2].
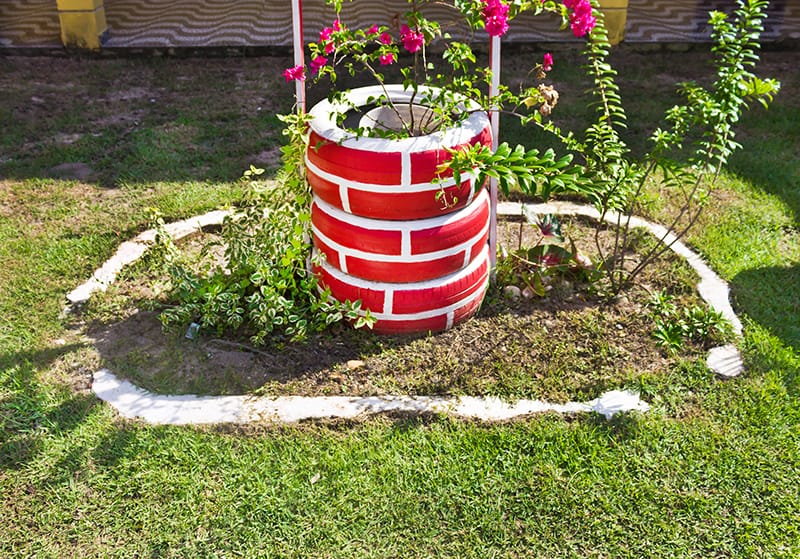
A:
[155, 115, 374, 345]
[647, 290, 734, 353]
[548, 0, 781, 295]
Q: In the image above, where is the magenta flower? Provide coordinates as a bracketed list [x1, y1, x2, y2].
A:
[283, 65, 305, 83]
[310, 55, 327, 74]
[379, 52, 395, 66]
[319, 27, 333, 43]
[319, 20, 344, 54]
[319, 26, 336, 54]
[564, 0, 596, 37]
[540, 252, 565, 267]
[543, 52, 553, 72]
[570, 13, 596, 37]
[572, 0, 593, 19]
[483, 0, 510, 37]
[400, 24, 425, 53]
[379, 31, 393, 45]
[367, 24, 379, 35]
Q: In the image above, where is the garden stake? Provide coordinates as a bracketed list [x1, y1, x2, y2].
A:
[291, 0, 305, 112]
[489, 33, 501, 277]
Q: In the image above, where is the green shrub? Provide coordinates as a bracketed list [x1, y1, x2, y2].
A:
[155, 114, 373, 346]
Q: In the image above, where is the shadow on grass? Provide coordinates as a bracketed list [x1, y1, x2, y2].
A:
[88, 309, 432, 396]
[0, 120, 285, 189]
[731, 261, 800, 399]
[730, 263, 800, 353]
[0, 56, 291, 188]
[0, 343, 100, 471]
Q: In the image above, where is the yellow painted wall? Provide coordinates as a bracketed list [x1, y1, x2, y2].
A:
[56, 0, 107, 49]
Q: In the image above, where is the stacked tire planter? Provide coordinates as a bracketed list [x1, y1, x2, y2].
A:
[307, 85, 493, 334]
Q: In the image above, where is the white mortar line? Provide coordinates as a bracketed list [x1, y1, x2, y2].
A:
[401, 150, 412, 188]
[306, 156, 459, 194]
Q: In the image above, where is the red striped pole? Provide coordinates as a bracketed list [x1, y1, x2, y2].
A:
[488, 34, 501, 276]
[291, 0, 306, 112]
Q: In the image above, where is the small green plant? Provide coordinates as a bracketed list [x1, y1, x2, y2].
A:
[647, 290, 733, 354]
[496, 210, 595, 297]
[153, 114, 374, 346]
[680, 305, 734, 343]
[652, 319, 686, 355]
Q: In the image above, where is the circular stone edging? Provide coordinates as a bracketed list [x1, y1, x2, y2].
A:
[68, 200, 744, 426]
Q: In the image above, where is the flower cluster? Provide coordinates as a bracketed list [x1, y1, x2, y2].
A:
[483, 0, 510, 37]
[283, 65, 305, 83]
[563, 0, 596, 37]
[281, 0, 576, 139]
[399, 24, 425, 53]
[284, 0, 517, 84]
[319, 18, 343, 54]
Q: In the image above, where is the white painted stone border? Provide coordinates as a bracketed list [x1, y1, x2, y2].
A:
[69, 201, 745, 426]
[92, 369, 649, 425]
[66, 210, 230, 306]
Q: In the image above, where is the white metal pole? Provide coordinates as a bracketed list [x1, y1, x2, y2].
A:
[488, 34, 501, 275]
[291, 0, 306, 112]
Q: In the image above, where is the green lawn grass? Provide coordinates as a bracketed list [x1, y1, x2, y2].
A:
[1, 48, 798, 558]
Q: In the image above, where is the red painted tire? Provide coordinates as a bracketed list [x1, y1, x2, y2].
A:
[312, 189, 490, 283]
[306, 85, 492, 221]
[314, 245, 490, 334]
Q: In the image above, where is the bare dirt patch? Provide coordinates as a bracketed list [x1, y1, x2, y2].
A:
[48, 162, 95, 182]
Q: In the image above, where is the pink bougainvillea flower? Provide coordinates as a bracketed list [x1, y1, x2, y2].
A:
[320, 20, 345, 54]
[483, 0, 510, 37]
[319, 27, 333, 42]
[379, 31, 393, 45]
[565, 0, 596, 37]
[572, 0, 593, 20]
[543, 52, 553, 71]
[310, 55, 327, 74]
[379, 52, 395, 65]
[484, 14, 510, 37]
[367, 24, 379, 35]
[319, 25, 336, 54]
[570, 12, 596, 37]
[400, 24, 425, 53]
[283, 65, 305, 83]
